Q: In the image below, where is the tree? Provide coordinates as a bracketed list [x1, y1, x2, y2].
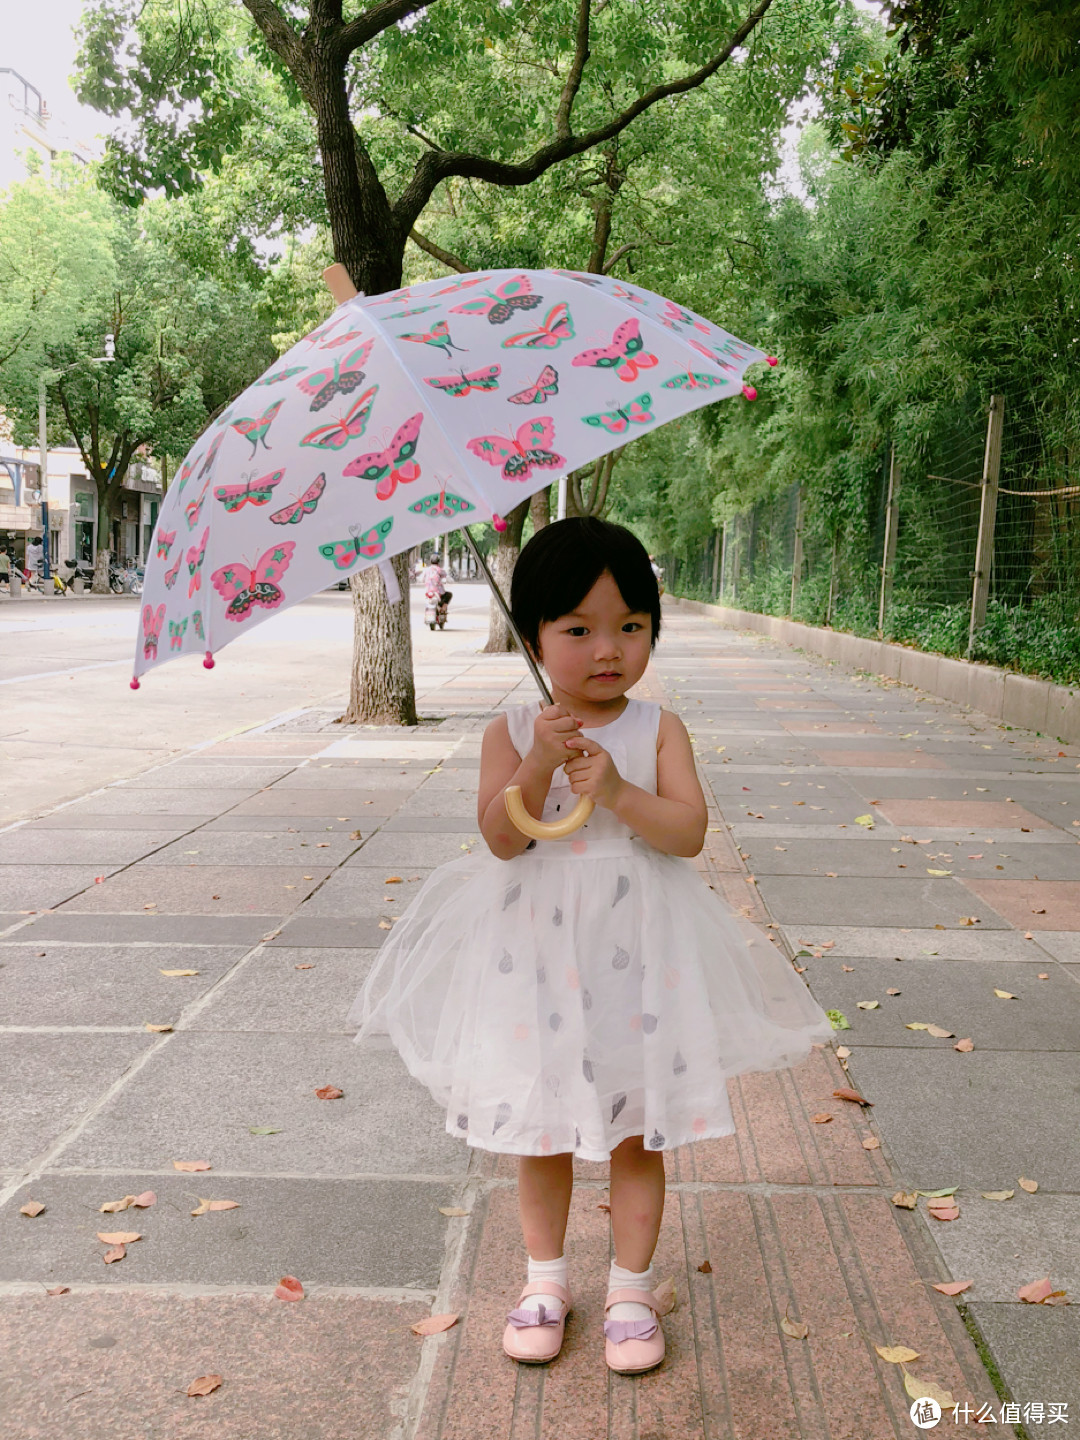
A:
[77, 0, 817, 720]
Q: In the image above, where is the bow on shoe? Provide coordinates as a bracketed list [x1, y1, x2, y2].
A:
[603, 1317, 658, 1344]
[507, 1302, 563, 1328]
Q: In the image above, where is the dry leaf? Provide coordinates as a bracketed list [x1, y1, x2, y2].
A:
[160, 969, 199, 977]
[927, 869, 952, 876]
[1018, 1176, 1038, 1193]
[886, 988, 902, 996]
[959, 916, 980, 926]
[841, 964, 855, 972]
[856, 1000, 880, 1010]
[102, 1244, 126, 1263]
[314, 1085, 344, 1100]
[46, 1286, 70, 1295]
[811, 1112, 834, 1124]
[926, 1024, 955, 1039]
[378, 920, 392, 930]
[653, 1277, 676, 1315]
[862, 1137, 881, 1150]
[275, 1275, 304, 1302]
[927, 1203, 960, 1221]
[994, 988, 1019, 999]
[836, 1045, 852, 1059]
[173, 1159, 211, 1172]
[954, 1038, 974, 1052]
[190, 1198, 240, 1217]
[876, 1344, 920, 1364]
[902, 1371, 955, 1409]
[145, 1023, 173, 1033]
[411, 1312, 459, 1336]
[19, 1201, 46, 1217]
[906, 1023, 930, 1031]
[1042, 1290, 1070, 1306]
[99, 1196, 136, 1213]
[931, 1280, 972, 1296]
[438, 1206, 469, 1217]
[780, 1309, 809, 1339]
[698, 1260, 713, 1273]
[97, 1230, 140, 1244]
[133, 1191, 156, 1207]
[833, 1087, 873, 1106]
[294, 963, 315, 970]
[1037, 972, 1050, 980]
[384, 876, 403, 884]
[187, 1374, 222, 1397]
[1018, 1276, 1053, 1303]
[892, 1192, 918, 1209]
[981, 1191, 1014, 1201]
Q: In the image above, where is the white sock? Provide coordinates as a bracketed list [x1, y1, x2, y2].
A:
[607, 1259, 656, 1323]
[520, 1253, 568, 1317]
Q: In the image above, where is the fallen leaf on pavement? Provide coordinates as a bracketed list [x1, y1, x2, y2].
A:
[97, 1231, 141, 1244]
[411, 1312, 459, 1335]
[892, 1192, 918, 1209]
[249, 1126, 283, 1136]
[186, 1374, 222, 1397]
[876, 1344, 920, 1364]
[133, 1191, 156, 1207]
[295, 963, 315, 970]
[926, 1024, 955, 1039]
[653, 1277, 676, 1315]
[1037, 972, 1049, 980]
[19, 1201, 45, 1217]
[275, 1275, 304, 1302]
[927, 1204, 960, 1221]
[915, 1188, 957, 1198]
[145, 1023, 173, 1033]
[981, 1191, 1014, 1201]
[378, 920, 393, 930]
[1018, 1276, 1055, 1303]
[190, 1199, 240, 1217]
[173, 1160, 211, 1172]
[384, 876, 403, 884]
[836, 1045, 851, 1059]
[906, 1023, 930, 1031]
[314, 1086, 344, 1100]
[99, 1196, 136, 1213]
[856, 1000, 879, 1010]
[994, 988, 1019, 999]
[438, 1206, 469, 1217]
[954, 1038, 974, 1052]
[886, 988, 902, 995]
[854, 815, 874, 828]
[827, 1010, 851, 1030]
[833, 1087, 873, 1106]
[959, 916, 980, 926]
[841, 964, 855, 972]
[45, 1286, 70, 1296]
[811, 1112, 833, 1123]
[931, 1280, 972, 1296]
[902, 1371, 955, 1409]
[698, 1259, 713, 1273]
[160, 969, 199, 977]
[862, 1137, 881, 1150]
[102, 1244, 127, 1263]
[780, 1308, 809, 1339]
[927, 869, 952, 876]
[1018, 1176, 1038, 1193]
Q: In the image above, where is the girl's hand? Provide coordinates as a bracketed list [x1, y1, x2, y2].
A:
[563, 740, 626, 811]
[530, 703, 585, 774]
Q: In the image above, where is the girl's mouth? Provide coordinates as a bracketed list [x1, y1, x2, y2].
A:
[593, 672, 621, 680]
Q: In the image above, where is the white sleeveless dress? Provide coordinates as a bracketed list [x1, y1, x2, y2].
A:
[347, 697, 833, 1162]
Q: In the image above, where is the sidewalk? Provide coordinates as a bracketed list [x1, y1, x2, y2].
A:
[1, 602, 1076, 1438]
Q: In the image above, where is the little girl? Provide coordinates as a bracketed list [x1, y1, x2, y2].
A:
[348, 517, 833, 1374]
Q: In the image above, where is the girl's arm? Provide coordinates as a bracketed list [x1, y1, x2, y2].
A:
[476, 714, 559, 861]
[566, 709, 707, 858]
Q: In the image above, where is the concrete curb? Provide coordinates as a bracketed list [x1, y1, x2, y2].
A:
[668, 596, 1080, 744]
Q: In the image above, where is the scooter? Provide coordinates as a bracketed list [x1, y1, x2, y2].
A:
[424, 587, 452, 630]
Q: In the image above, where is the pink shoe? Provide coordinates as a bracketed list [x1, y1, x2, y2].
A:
[603, 1288, 666, 1374]
[502, 1280, 572, 1363]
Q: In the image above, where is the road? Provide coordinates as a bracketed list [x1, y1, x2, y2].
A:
[0, 582, 495, 826]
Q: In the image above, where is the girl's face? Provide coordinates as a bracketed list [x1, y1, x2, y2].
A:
[533, 570, 652, 706]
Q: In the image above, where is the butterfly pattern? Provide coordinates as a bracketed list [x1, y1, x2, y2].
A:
[135, 269, 768, 681]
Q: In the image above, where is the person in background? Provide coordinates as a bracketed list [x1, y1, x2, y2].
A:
[0, 547, 10, 590]
[648, 554, 665, 596]
[25, 537, 43, 579]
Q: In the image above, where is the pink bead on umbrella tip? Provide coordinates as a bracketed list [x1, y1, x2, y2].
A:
[493, 513, 507, 533]
[742, 384, 757, 401]
[203, 651, 215, 669]
[129, 677, 140, 690]
[766, 356, 779, 366]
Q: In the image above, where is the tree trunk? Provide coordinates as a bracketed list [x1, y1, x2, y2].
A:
[341, 551, 417, 724]
[529, 485, 552, 532]
[92, 547, 111, 595]
[482, 499, 530, 652]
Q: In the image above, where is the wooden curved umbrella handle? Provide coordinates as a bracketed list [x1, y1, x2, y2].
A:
[503, 787, 594, 839]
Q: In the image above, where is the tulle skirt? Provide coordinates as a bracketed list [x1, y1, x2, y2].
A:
[347, 837, 834, 1162]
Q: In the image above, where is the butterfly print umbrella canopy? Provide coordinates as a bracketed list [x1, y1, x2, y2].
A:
[131, 268, 773, 684]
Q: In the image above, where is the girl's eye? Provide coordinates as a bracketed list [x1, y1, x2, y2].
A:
[623, 622, 643, 632]
[566, 626, 588, 636]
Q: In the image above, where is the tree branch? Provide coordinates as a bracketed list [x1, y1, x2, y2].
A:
[391, 0, 774, 230]
[602, 241, 639, 273]
[240, 0, 305, 80]
[337, 0, 437, 61]
[408, 228, 470, 273]
[407, 123, 446, 152]
[554, 0, 591, 140]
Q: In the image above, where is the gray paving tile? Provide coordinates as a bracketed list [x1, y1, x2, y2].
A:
[0, 866, 104, 911]
[842, 1048, 1080, 1190]
[347, 832, 478, 867]
[269, 770, 425, 791]
[113, 765, 295, 790]
[190, 947, 377, 1034]
[0, 944, 247, 1027]
[0, 830, 188, 866]
[19, 913, 279, 946]
[55, 789, 251, 816]
[802, 956, 1080, 1049]
[230, 789, 409, 817]
[57, 864, 331, 916]
[382, 815, 485, 832]
[23, 813, 196, 832]
[742, 837, 1080, 882]
[778, 925, 1059, 963]
[268, 916, 390, 948]
[0, 1174, 455, 1288]
[1033, 932, 1080, 963]
[756, 874, 1012, 928]
[925, 1194, 1080, 1302]
[203, 813, 393, 832]
[392, 791, 479, 820]
[136, 831, 364, 868]
[59, 1033, 468, 1176]
[0, 1033, 153, 1169]
[967, 1304, 1080, 1416]
[294, 871, 432, 919]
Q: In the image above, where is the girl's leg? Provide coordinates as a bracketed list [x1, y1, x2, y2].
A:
[517, 1152, 574, 1259]
[608, 1135, 665, 1271]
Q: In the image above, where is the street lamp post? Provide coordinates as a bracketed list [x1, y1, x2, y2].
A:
[38, 336, 114, 589]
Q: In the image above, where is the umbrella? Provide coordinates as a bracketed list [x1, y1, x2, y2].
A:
[131, 265, 775, 833]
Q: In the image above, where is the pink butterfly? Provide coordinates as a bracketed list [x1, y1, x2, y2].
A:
[508, 364, 558, 405]
[319, 329, 366, 349]
[688, 338, 738, 373]
[163, 550, 183, 591]
[611, 284, 647, 306]
[187, 528, 209, 598]
[343, 413, 423, 501]
[300, 387, 378, 452]
[449, 274, 543, 325]
[432, 275, 491, 296]
[184, 477, 211, 530]
[466, 417, 564, 481]
[296, 341, 372, 411]
[211, 542, 296, 622]
[270, 473, 326, 526]
[572, 319, 658, 383]
[214, 469, 285, 512]
[141, 603, 165, 660]
[502, 302, 574, 350]
[659, 300, 710, 334]
[318, 518, 394, 569]
[582, 391, 654, 434]
[155, 528, 176, 560]
[175, 457, 198, 495]
[197, 432, 224, 479]
[423, 364, 501, 399]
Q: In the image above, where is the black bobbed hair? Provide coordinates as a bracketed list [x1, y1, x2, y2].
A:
[510, 516, 661, 660]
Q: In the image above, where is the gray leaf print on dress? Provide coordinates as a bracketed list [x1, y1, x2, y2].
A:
[545, 1074, 561, 1096]
[647, 1130, 666, 1149]
[498, 951, 513, 974]
[536, 966, 546, 984]
[581, 988, 592, 1011]
[611, 1093, 627, 1123]
[549, 1013, 562, 1031]
[493, 1102, 512, 1134]
[582, 1053, 594, 1083]
[673, 1049, 687, 1076]
[456, 1113, 468, 1130]
[503, 883, 521, 909]
[613, 874, 630, 907]
[642, 1013, 658, 1034]
[575, 1126, 582, 1150]
[553, 906, 563, 927]
[612, 946, 630, 971]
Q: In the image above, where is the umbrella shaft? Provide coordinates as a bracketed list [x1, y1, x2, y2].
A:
[460, 526, 553, 705]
